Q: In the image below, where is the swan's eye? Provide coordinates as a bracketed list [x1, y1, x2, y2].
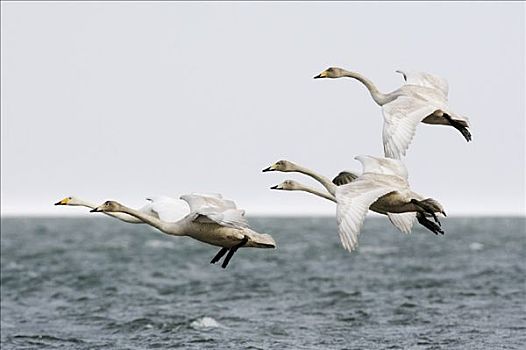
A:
[327, 68, 333, 72]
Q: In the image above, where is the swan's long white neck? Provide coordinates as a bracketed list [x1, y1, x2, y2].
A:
[340, 69, 391, 106]
[113, 205, 185, 235]
[292, 164, 337, 196]
[75, 199, 142, 223]
[294, 184, 336, 203]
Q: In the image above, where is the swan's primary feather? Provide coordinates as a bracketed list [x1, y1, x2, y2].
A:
[332, 171, 359, 186]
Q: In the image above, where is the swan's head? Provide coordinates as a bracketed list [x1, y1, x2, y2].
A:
[313, 67, 346, 79]
[270, 180, 302, 191]
[262, 160, 297, 173]
[54, 196, 83, 206]
[90, 200, 121, 213]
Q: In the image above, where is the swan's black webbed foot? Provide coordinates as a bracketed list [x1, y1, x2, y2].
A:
[444, 113, 472, 142]
[210, 248, 229, 264]
[417, 212, 444, 235]
[221, 235, 249, 269]
[411, 199, 441, 226]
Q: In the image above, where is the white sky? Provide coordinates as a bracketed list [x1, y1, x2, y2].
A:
[1, 2, 525, 216]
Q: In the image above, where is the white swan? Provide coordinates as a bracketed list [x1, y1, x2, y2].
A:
[270, 178, 442, 236]
[90, 193, 276, 268]
[263, 160, 415, 230]
[54, 195, 187, 223]
[264, 157, 445, 251]
[314, 67, 471, 159]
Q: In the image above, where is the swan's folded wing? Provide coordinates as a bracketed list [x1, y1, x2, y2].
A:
[382, 96, 438, 159]
[398, 70, 449, 97]
[332, 171, 359, 186]
[335, 178, 396, 252]
[387, 212, 416, 234]
[144, 196, 189, 223]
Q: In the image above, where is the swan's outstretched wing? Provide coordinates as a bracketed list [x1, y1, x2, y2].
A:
[335, 177, 398, 252]
[382, 96, 438, 159]
[397, 70, 449, 97]
[143, 195, 189, 223]
[192, 207, 248, 229]
[387, 212, 416, 234]
[180, 193, 237, 211]
[332, 171, 359, 186]
[180, 193, 248, 229]
[355, 155, 409, 180]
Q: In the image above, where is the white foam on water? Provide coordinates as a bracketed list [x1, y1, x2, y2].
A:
[469, 242, 484, 251]
[145, 239, 176, 249]
[190, 317, 225, 329]
[359, 246, 399, 255]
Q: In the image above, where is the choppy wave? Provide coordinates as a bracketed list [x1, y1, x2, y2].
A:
[1, 216, 524, 349]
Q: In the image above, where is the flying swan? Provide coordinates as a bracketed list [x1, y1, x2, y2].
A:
[270, 178, 443, 236]
[262, 159, 444, 235]
[314, 67, 471, 159]
[264, 157, 445, 251]
[54, 195, 187, 223]
[90, 193, 276, 268]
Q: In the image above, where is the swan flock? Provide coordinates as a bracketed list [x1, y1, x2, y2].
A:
[57, 66, 470, 267]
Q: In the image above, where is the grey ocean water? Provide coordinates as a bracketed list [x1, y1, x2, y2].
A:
[1, 216, 525, 349]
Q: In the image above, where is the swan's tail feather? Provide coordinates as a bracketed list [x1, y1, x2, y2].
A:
[243, 229, 277, 248]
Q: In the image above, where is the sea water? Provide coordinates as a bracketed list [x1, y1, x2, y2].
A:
[1, 216, 525, 349]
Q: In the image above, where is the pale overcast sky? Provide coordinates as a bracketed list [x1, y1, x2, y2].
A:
[1, 2, 524, 216]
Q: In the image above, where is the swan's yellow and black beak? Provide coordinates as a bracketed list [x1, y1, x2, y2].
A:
[313, 71, 328, 79]
[262, 164, 277, 172]
[270, 184, 283, 190]
[90, 207, 101, 213]
[54, 197, 70, 206]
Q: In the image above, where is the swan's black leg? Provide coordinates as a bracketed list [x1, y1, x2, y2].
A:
[444, 114, 472, 142]
[410, 199, 440, 226]
[210, 248, 229, 264]
[221, 236, 249, 269]
[417, 212, 444, 235]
